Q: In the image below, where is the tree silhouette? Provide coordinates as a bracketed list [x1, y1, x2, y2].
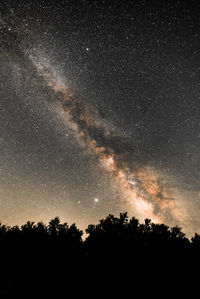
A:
[0, 212, 199, 296]
[191, 233, 200, 248]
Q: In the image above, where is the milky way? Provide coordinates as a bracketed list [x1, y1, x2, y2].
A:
[0, 1, 200, 235]
[28, 49, 189, 226]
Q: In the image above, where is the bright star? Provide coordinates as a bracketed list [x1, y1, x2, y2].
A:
[129, 180, 136, 186]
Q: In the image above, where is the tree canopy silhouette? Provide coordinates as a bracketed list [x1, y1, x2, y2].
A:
[0, 213, 199, 297]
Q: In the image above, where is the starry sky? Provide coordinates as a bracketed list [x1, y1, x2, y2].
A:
[0, 0, 200, 235]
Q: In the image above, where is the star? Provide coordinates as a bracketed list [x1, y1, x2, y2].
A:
[129, 180, 136, 186]
[93, 198, 99, 208]
[0, 0, 199, 236]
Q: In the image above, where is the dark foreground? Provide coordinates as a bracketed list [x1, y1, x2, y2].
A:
[0, 213, 199, 297]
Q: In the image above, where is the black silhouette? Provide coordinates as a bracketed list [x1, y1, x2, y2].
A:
[0, 213, 199, 297]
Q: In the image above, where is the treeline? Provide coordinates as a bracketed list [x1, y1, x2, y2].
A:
[0, 212, 199, 252]
[0, 212, 199, 296]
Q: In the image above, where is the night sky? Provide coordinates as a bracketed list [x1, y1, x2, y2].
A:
[0, 0, 200, 235]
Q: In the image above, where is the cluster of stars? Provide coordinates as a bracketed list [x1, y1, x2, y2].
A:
[0, 0, 200, 234]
